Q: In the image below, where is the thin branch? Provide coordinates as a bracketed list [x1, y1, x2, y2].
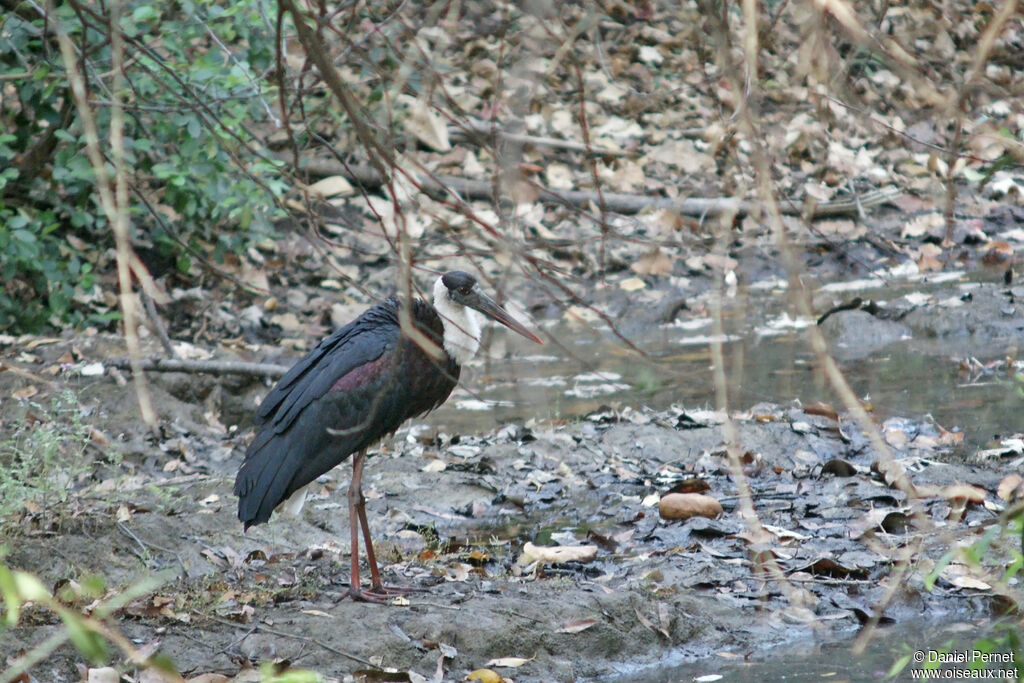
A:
[140, 290, 177, 358]
[53, 0, 156, 428]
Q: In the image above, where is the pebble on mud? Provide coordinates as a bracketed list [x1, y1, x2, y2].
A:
[658, 493, 723, 520]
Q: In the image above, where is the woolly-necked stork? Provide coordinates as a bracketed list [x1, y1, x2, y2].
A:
[234, 271, 542, 601]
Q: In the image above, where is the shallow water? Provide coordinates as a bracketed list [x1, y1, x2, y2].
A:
[425, 278, 1024, 680]
[435, 304, 1022, 455]
[603, 619, 1022, 682]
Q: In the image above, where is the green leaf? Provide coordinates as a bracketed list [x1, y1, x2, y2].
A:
[886, 652, 912, 679]
[0, 564, 22, 626]
[259, 663, 323, 683]
[13, 570, 51, 602]
[924, 549, 956, 591]
[58, 609, 109, 663]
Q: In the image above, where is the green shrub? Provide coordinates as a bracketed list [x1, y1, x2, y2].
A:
[0, 0, 288, 332]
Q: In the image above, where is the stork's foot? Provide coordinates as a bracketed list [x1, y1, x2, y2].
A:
[339, 581, 423, 603]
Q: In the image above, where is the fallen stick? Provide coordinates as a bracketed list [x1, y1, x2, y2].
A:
[105, 357, 289, 378]
[297, 159, 900, 219]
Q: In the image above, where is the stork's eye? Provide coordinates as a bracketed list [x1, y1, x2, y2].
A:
[459, 286, 471, 295]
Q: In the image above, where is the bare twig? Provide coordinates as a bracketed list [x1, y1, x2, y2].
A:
[140, 290, 177, 358]
[53, 0, 156, 428]
[207, 615, 374, 666]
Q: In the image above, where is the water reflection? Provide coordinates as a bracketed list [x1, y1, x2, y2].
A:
[435, 319, 1021, 454]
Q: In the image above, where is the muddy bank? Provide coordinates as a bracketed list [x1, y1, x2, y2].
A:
[1, 349, 1017, 681]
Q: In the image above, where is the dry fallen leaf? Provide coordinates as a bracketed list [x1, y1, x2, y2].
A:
[486, 656, 534, 668]
[997, 474, 1023, 501]
[421, 459, 447, 473]
[939, 484, 986, 504]
[520, 542, 598, 564]
[634, 606, 670, 639]
[12, 385, 38, 400]
[901, 211, 943, 238]
[465, 669, 504, 683]
[803, 401, 838, 420]
[403, 96, 451, 152]
[88, 668, 121, 683]
[556, 618, 597, 633]
[307, 175, 354, 198]
[631, 249, 673, 276]
[949, 575, 991, 590]
[186, 674, 230, 683]
[915, 243, 944, 272]
[24, 337, 62, 350]
[658, 493, 723, 520]
[619, 277, 646, 292]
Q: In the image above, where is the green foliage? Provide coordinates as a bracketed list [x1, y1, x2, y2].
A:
[0, 0, 288, 333]
[0, 555, 174, 678]
[0, 390, 93, 524]
[893, 507, 1024, 679]
[258, 663, 324, 683]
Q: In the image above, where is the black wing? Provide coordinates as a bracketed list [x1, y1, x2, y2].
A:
[254, 300, 400, 433]
[234, 300, 401, 527]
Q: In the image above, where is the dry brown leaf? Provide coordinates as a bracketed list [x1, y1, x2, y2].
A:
[631, 249, 673, 276]
[983, 241, 1014, 266]
[445, 562, 472, 581]
[948, 575, 991, 590]
[186, 674, 230, 683]
[485, 656, 534, 668]
[556, 618, 597, 633]
[634, 606, 670, 639]
[24, 337, 62, 350]
[619, 277, 646, 292]
[658, 493, 723, 520]
[88, 669, 121, 683]
[307, 175, 354, 198]
[520, 542, 597, 564]
[900, 211, 943, 238]
[403, 97, 451, 152]
[90, 428, 111, 447]
[12, 385, 38, 400]
[803, 402, 838, 420]
[815, 219, 856, 236]
[883, 427, 909, 448]
[940, 484, 986, 504]
[997, 474, 1023, 501]
[915, 243, 944, 272]
[545, 162, 574, 190]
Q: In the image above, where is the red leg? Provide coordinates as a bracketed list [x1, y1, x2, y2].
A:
[355, 470, 384, 591]
[346, 450, 368, 600]
[343, 450, 417, 603]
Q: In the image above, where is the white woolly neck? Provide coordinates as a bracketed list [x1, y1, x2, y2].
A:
[432, 275, 482, 366]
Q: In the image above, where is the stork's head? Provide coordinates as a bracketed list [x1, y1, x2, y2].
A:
[433, 271, 543, 365]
